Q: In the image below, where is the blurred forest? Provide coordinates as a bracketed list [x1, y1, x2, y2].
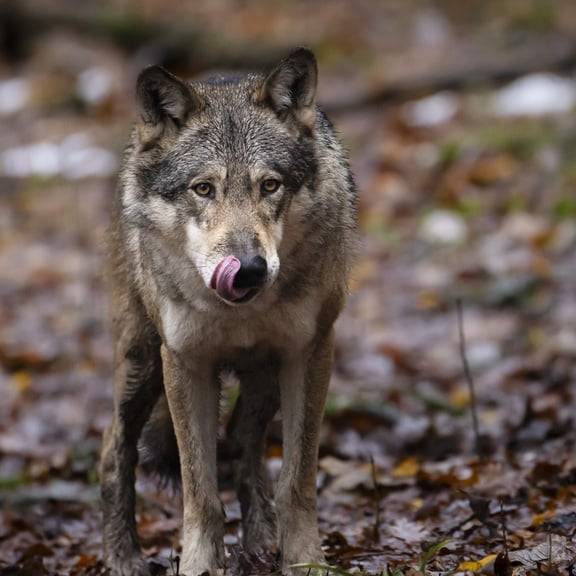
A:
[1, 0, 576, 574]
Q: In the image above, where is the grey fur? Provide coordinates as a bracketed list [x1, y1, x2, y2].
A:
[100, 47, 358, 576]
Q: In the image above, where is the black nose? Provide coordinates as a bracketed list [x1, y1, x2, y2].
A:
[233, 255, 268, 290]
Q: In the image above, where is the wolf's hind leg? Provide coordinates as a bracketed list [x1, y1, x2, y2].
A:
[100, 327, 162, 576]
[226, 361, 280, 554]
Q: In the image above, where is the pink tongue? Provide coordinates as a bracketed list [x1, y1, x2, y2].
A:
[210, 256, 251, 301]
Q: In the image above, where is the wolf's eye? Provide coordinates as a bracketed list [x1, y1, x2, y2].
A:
[261, 179, 281, 195]
[192, 182, 214, 197]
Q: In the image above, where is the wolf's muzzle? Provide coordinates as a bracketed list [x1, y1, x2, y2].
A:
[211, 255, 267, 303]
[233, 255, 267, 290]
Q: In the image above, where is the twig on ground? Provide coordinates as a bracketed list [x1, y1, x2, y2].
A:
[500, 498, 509, 560]
[369, 455, 381, 543]
[493, 499, 512, 576]
[456, 299, 482, 458]
[169, 549, 180, 576]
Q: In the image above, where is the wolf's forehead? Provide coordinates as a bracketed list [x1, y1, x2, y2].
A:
[179, 108, 293, 167]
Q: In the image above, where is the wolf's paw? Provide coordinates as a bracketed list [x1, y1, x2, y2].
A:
[179, 564, 225, 576]
[243, 514, 278, 556]
[281, 542, 324, 576]
[180, 554, 225, 576]
[108, 554, 152, 576]
[180, 542, 225, 576]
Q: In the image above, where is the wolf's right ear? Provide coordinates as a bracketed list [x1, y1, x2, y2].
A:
[256, 48, 317, 129]
[136, 66, 200, 148]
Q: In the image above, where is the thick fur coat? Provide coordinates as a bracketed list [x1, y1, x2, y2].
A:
[100, 48, 358, 576]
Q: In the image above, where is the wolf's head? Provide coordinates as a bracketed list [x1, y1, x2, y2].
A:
[125, 48, 319, 305]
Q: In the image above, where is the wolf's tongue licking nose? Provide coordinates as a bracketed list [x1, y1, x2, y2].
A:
[210, 256, 251, 302]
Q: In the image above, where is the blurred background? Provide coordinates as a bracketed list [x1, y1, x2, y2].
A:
[1, 1, 576, 574]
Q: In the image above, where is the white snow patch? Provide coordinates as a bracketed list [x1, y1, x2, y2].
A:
[1, 134, 117, 179]
[76, 66, 114, 105]
[0, 78, 29, 115]
[403, 91, 458, 127]
[493, 73, 576, 117]
[420, 210, 468, 245]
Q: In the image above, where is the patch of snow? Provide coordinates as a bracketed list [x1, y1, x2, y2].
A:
[420, 210, 468, 244]
[493, 73, 576, 117]
[76, 66, 114, 105]
[62, 146, 117, 179]
[2, 142, 61, 177]
[0, 78, 29, 115]
[1, 134, 117, 179]
[467, 341, 501, 370]
[403, 91, 458, 127]
[344, 351, 394, 381]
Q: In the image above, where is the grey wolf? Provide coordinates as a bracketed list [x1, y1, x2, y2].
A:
[99, 47, 358, 576]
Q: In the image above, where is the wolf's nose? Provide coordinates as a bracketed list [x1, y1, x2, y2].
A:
[233, 255, 268, 290]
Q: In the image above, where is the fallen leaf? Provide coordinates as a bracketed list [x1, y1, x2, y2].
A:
[457, 553, 497, 573]
[387, 518, 430, 544]
[392, 457, 420, 478]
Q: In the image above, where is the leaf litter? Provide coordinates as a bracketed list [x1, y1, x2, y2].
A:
[1, 1, 576, 575]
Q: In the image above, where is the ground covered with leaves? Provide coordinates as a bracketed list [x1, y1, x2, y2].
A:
[1, 1, 576, 575]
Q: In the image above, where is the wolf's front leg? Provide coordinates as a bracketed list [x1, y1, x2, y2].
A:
[161, 346, 224, 576]
[276, 330, 334, 575]
[100, 331, 162, 576]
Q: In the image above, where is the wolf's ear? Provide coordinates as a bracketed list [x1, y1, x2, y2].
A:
[256, 48, 317, 129]
[136, 66, 200, 147]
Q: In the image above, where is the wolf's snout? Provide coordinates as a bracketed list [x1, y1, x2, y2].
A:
[233, 256, 267, 290]
[210, 255, 267, 303]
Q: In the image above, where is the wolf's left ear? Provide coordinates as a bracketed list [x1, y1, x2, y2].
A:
[256, 47, 317, 129]
[136, 66, 200, 147]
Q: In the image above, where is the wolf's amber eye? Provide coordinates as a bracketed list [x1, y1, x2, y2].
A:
[261, 179, 281, 195]
[192, 182, 214, 197]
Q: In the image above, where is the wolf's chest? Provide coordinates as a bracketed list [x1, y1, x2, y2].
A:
[159, 295, 320, 358]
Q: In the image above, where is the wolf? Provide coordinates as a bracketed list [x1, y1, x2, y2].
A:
[99, 47, 358, 576]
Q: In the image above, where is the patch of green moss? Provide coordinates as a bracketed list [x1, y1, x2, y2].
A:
[453, 196, 483, 218]
[0, 473, 27, 491]
[476, 122, 557, 161]
[552, 196, 576, 220]
[438, 140, 461, 166]
[504, 193, 528, 213]
[509, 0, 556, 33]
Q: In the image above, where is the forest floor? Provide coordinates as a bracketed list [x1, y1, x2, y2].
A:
[1, 1, 576, 574]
